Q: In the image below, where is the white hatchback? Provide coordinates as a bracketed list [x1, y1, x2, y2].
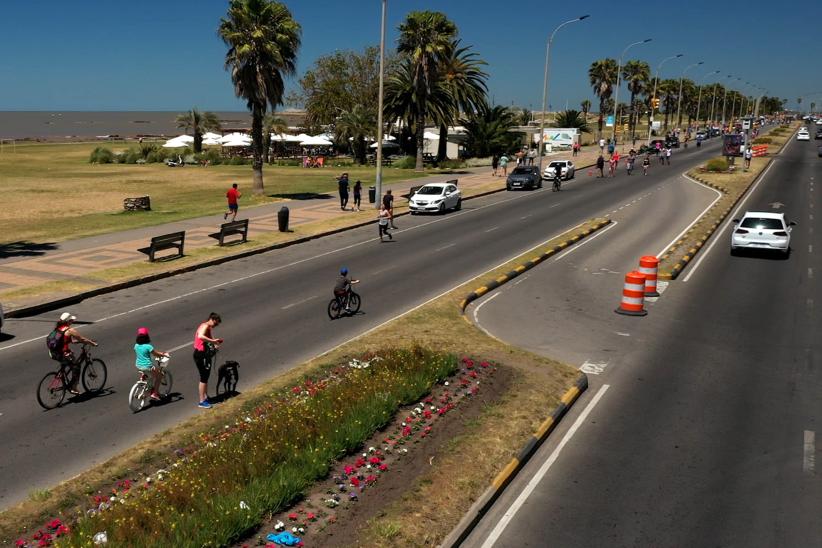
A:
[731, 211, 795, 257]
[543, 160, 575, 180]
[797, 130, 810, 141]
[409, 182, 462, 214]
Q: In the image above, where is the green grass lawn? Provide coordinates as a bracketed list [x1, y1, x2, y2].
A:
[0, 141, 427, 244]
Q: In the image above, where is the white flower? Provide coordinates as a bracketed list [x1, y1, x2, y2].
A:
[275, 520, 285, 531]
[93, 531, 108, 545]
[414, 407, 422, 414]
[109, 496, 117, 502]
[145, 477, 152, 483]
[239, 500, 250, 510]
[401, 422, 406, 427]
[362, 453, 367, 458]
[366, 464, 372, 469]
[444, 381, 449, 386]
[368, 446, 376, 453]
[430, 405, 436, 410]
[402, 448, 409, 454]
[298, 527, 305, 534]
[292, 526, 298, 533]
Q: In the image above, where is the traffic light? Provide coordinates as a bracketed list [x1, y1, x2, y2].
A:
[652, 97, 660, 109]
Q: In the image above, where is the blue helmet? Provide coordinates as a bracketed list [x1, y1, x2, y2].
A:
[340, 267, 348, 275]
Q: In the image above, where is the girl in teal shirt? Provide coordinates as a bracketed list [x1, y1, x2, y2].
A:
[134, 327, 169, 401]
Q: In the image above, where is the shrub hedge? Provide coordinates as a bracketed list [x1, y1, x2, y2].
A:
[705, 157, 729, 172]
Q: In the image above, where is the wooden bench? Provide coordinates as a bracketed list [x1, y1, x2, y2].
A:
[208, 219, 249, 246]
[138, 231, 185, 262]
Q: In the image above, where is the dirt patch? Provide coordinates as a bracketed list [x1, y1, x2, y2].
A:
[236, 361, 511, 547]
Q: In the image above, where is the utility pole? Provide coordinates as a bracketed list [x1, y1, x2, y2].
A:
[374, 0, 387, 209]
[647, 53, 682, 145]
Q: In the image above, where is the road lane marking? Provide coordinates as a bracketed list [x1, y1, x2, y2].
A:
[549, 203, 560, 209]
[282, 295, 318, 310]
[808, 268, 813, 279]
[372, 265, 396, 276]
[485, 226, 500, 233]
[435, 243, 456, 252]
[810, 214, 814, 221]
[682, 155, 783, 283]
[472, 292, 503, 341]
[810, 245, 813, 254]
[807, 298, 813, 311]
[0, 189, 555, 353]
[520, 214, 532, 220]
[579, 360, 608, 375]
[657, 174, 723, 258]
[804, 430, 815, 474]
[615, 332, 630, 337]
[553, 221, 619, 261]
[480, 385, 611, 548]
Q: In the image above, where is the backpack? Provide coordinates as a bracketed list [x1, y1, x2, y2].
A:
[46, 328, 65, 360]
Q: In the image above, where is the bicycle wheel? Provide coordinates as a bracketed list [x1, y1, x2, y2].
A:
[82, 359, 107, 393]
[157, 371, 173, 398]
[328, 298, 341, 320]
[37, 372, 66, 410]
[128, 381, 148, 413]
[348, 292, 362, 314]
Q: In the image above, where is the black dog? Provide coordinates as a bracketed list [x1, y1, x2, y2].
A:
[216, 360, 240, 395]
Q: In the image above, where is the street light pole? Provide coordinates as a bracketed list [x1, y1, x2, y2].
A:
[675, 61, 703, 131]
[612, 38, 651, 144]
[721, 74, 733, 129]
[537, 14, 589, 174]
[730, 77, 743, 126]
[374, 0, 387, 209]
[646, 53, 683, 145]
[695, 69, 719, 131]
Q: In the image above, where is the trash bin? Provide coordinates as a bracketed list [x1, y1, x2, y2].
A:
[278, 206, 289, 232]
[368, 186, 376, 204]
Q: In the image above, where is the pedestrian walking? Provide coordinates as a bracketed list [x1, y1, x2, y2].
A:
[599, 137, 606, 153]
[642, 154, 651, 175]
[499, 154, 510, 177]
[527, 147, 537, 166]
[626, 154, 635, 175]
[337, 173, 350, 211]
[744, 146, 752, 168]
[608, 153, 618, 177]
[192, 312, 222, 409]
[378, 205, 392, 241]
[382, 188, 396, 229]
[352, 180, 362, 211]
[224, 183, 241, 221]
[665, 147, 672, 165]
[491, 154, 499, 176]
[596, 154, 605, 178]
[607, 139, 615, 155]
[572, 142, 580, 156]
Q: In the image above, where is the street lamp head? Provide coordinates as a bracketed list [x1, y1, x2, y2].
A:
[697, 61, 704, 65]
[578, 14, 590, 20]
[675, 53, 684, 58]
[643, 38, 653, 43]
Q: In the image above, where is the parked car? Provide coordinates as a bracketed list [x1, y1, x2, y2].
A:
[695, 130, 708, 140]
[408, 182, 462, 214]
[797, 129, 811, 141]
[731, 211, 794, 257]
[665, 135, 680, 148]
[709, 128, 721, 137]
[542, 160, 575, 181]
[639, 139, 666, 155]
[815, 129, 822, 140]
[506, 166, 543, 190]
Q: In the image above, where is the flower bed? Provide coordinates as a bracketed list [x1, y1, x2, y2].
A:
[17, 347, 458, 548]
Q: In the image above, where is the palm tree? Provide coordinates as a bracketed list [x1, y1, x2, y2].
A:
[461, 105, 518, 158]
[622, 60, 650, 140]
[435, 39, 488, 161]
[553, 110, 590, 132]
[175, 109, 221, 153]
[580, 99, 592, 125]
[658, 79, 679, 130]
[336, 104, 376, 165]
[263, 113, 288, 163]
[588, 58, 618, 138]
[219, 0, 301, 195]
[396, 10, 457, 171]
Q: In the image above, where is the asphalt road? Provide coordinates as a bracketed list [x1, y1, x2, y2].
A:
[0, 137, 723, 510]
[464, 131, 822, 547]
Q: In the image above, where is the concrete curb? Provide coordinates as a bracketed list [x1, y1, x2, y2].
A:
[6, 185, 508, 319]
[658, 129, 794, 280]
[440, 373, 588, 548]
[459, 218, 612, 312]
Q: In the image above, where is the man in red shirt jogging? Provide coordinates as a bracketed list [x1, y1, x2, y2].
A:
[224, 183, 241, 221]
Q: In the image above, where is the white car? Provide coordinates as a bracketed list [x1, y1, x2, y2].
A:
[543, 160, 575, 180]
[797, 130, 810, 141]
[731, 211, 795, 257]
[409, 182, 462, 214]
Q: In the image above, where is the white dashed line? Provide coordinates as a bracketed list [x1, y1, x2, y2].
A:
[520, 214, 532, 220]
[804, 430, 815, 474]
[810, 245, 813, 254]
[435, 243, 456, 252]
[484, 226, 500, 233]
[808, 268, 813, 279]
[282, 294, 319, 310]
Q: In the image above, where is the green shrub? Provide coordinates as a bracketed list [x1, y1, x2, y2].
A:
[438, 159, 466, 170]
[392, 156, 416, 169]
[88, 147, 115, 164]
[705, 157, 729, 172]
[752, 137, 772, 144]
[123, 149, 142, 164]
[229, 156, 249, 165]
[274, 158, 301, 167]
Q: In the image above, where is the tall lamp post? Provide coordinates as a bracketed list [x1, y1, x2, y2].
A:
[720, 74, 733, 128]
[374, 0, 387, 209]
[695, 69, 719, 131]
[537, 14, 590, 173]
[646, 53, 683, 144]
[675, 61, 703, 131]
[612, 38, 652, 144]
[729, 77, 743, 125]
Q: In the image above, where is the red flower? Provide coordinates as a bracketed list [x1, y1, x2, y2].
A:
[56, 525, 69, 536]
[351, 477, 360, 487]
[437, 407, 447, 416]
[469, 371, 478, 378]
[378, 464, 388, 471]
[464, 359, 475, 368]
[344, 465, 355, 476]
[366, 475, 378, 484]
[47, 519, 62, 530]
[402, 426, 412, 437]
[15, 540, 26, 547]
[288, 512, 299, 520]
[355, 457, 366, 468]
[369, 456, 381, 464]
[424, 396, 433, 403]
[423, 410, 432, 419]
[291, 386, 301, 394]
[307, 512, 316, 521]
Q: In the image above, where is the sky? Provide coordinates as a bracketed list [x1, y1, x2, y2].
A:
[1, 0, 821, 112]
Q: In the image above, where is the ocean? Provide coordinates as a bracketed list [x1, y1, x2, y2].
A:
[0, 111, 305, 140]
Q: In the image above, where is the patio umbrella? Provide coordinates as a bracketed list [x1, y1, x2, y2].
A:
[220, 132, 251, 144]
[423, 131, 440, 140]
[369, 139, 400, 148]
[271, 133, 302, 142]
[201, 132, 222, 141]
[221, 139, 251, 147]
[202, 137, 222, 146]
[162, 136, 191, 148]
[299, 136, 333, 146]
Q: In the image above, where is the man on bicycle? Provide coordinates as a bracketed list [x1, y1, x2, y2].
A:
[55, 312, 97, 394]
[554, 163, 562, 190]
[334, 267, 359, 313]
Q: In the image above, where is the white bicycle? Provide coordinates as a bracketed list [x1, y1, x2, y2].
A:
[128, 355, 173, 412]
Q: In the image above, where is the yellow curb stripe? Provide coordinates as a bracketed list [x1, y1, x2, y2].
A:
[492, 458, 520, 489]
[474, 286, 488, 297]
[534, 417, 555, 439]
[496, 275, 508, 284]
[514, 265, 526, 273]
[560, 386, 580, 405]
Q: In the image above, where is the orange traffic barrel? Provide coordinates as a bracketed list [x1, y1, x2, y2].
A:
[615, 271, 647, 316]
[638, 255, 660, 297]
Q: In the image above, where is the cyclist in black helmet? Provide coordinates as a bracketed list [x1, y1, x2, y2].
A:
[333, 267, 359, 313]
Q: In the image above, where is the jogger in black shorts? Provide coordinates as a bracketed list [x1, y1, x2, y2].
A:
[192, 312, 222, 409]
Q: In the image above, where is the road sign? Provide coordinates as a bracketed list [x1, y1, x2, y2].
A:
[606, 115, 614, 127]
[742, 119, 751, 130]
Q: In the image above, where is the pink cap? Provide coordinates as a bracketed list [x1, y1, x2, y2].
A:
[136, 327, 149, 336]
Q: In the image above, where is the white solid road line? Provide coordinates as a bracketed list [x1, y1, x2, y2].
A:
[682, 138, 791, 283]
[804, 430, 815, 474]
[480, 384, 611, 548]
[434, 243, 456, 252]
[553, 221, 618, 262]
[0, 188, 547, 353]
[472, 292, 503, 342]
[655, 173, 723, 259]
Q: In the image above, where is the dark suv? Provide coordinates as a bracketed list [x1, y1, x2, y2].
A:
[506, 166, 542, 190]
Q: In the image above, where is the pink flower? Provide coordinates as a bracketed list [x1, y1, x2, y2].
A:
[15, 540, 26, 547]
[378, 464, 388, 471]
[365, 475, 378, 484]
[288, 512, 299, 521]
[344, 465, 355, 475]
[402, 425, 412, 437]
[369, 456, 381, 464]
[307, 512, 316, 521]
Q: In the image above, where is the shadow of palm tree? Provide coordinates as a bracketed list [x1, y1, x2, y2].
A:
[0, 241, 59, 259]
[267, 192, 332, 200]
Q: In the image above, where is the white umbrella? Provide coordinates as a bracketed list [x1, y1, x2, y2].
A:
[294, 133, 312, 142]
[202, 137, 222, 146]
[202, 132, 222, 141]
[221, 139, 251, 147]
[220, 132, 251, 144]
[300, 136, 333, 146]
[162, 136, 191, 148]
[271, 133, 302, 142]
[423, 131, 440, 140]
[369, 139, 400, 148]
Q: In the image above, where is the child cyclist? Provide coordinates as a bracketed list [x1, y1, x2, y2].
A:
[134, 327, 170, 401]
[333, 267, 360, 313]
